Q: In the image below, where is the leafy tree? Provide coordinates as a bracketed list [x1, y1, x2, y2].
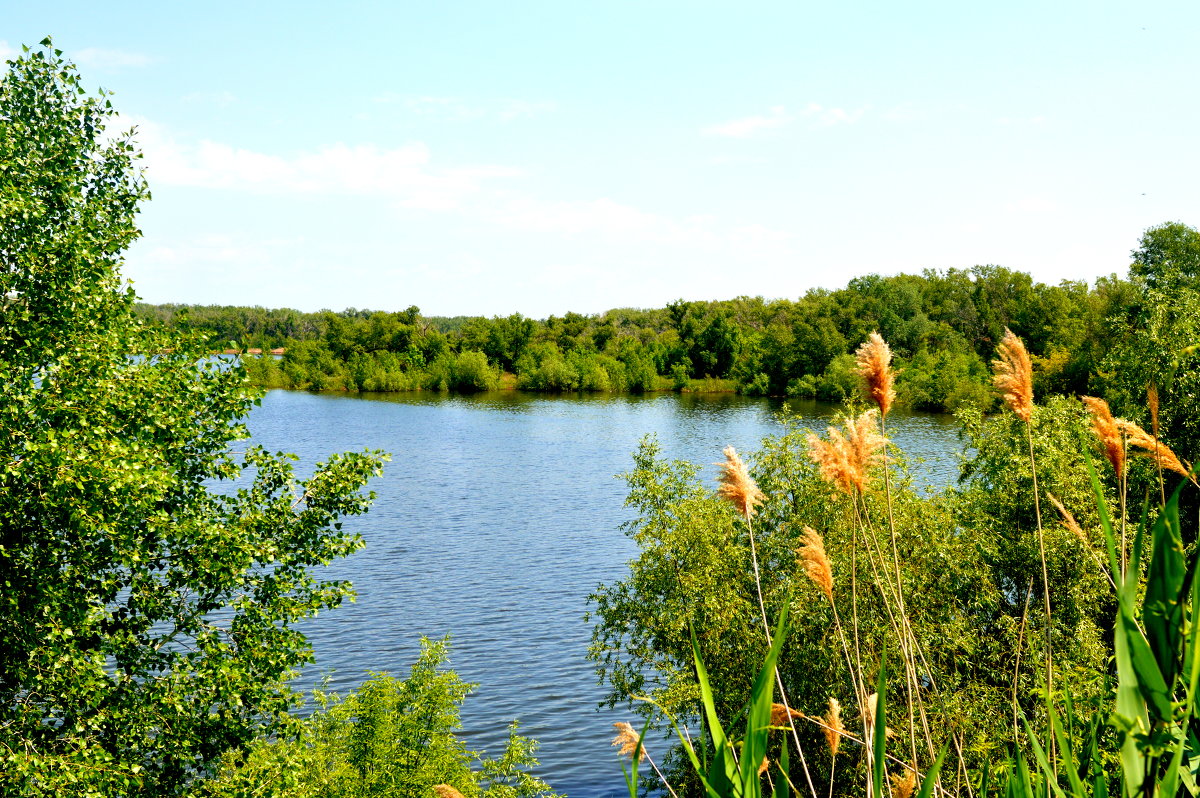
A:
[1101, 222, 1200, 538]
[0, 41, 386, 795]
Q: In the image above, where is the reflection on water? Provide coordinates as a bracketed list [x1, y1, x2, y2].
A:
[244, 390, 963, 798]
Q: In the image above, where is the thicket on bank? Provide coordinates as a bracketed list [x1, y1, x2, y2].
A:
[591, 306, 1200, 796]
[142, 262, 1142, 410]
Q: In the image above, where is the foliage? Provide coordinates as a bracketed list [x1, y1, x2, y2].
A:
[137, 259, 1152, 408]
[1101, 222, 1200, 538]
[589, 388, 1178, 795]
[197, 639, 560, 798]
[0, 41, 386, 796]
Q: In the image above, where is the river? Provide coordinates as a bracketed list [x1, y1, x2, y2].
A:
[244, 390, 962, 797]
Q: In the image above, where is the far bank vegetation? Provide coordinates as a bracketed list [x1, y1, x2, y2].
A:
[138, 262, 1137, 412]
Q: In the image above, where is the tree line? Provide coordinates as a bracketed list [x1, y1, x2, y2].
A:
[137, 261, 1143, 412]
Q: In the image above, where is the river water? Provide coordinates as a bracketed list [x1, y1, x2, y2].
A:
[244, 390, 962, 797]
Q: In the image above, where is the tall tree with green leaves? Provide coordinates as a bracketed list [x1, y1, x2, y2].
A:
[0, 40, 386, 796]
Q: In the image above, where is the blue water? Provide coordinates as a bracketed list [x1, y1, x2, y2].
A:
[244, 390, 961, 797]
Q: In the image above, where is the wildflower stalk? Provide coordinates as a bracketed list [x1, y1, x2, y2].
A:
[612, 722, 679, 798]
[717, 447, 819, 798]
[993, 328, 1054, 761]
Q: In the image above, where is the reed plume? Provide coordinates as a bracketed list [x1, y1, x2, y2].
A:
[1081, 396, 1125, 479]
[1117, 419, 1196, 483]
[612, 721, 646, 762]
[863, 692, 895, 740]
[992, 328, 1034, 422]
[856, 332, 896, 417]
[1048, 492, 1116, 591]
[890, 768, 918, 798]
[993, 327, 1052, 757]
[716, 445, 765, 518]
[807, 410, 887, 495]
[613, 720, 679, 798]
[1046, 493, 1087, 548]
[716, 449, 818, 796]
[771, 702, 804, 726]
[799, 526, 834, 603]
[823, 697, 844, 756]
[434, 786, 467, 798]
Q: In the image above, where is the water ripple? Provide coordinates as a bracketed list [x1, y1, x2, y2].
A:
[245, 390, 961, 797]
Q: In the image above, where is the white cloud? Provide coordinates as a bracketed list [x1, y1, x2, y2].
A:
[703, 106, 789, 138]
[128, 118, 522, 210]
[373, 94, 555, 122]
[997, 115, 1047, 126]
[882, 104, 920, 123]
[180, 90, 237, 107]
[1005, 196, 1059, 214]
[488, 196, 675, 237]
[0, 40, 15, 62]
[74, 47, 154, 70]
[800, 102, 865, 127]
[704, 103, 864, 137]
[484, 195, 792, 254]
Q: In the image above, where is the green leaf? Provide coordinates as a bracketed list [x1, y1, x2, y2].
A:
[872, 651, 888, 798]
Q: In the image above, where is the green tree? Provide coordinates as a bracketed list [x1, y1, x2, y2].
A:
[0, 41, 386, 796]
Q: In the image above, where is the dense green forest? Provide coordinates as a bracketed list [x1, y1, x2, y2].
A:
[137, 263, 1139, 412]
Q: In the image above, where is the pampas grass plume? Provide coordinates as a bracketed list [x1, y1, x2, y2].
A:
[799, 526, 834, 603]
[823, 697, 844, 756]
[855, 332, 896, 417]
[1047, 493, 1089, 548]
[1117, 419, 1196, 484]
[1082, 396, 1125, 479]
[612, 721, 647, 762]
[716, 446, 766, 518]
[993, 328, 1034, 422]
[807, 410, 886, 495]
[890, 769, 918, 798]
[770, 702, 804, 726]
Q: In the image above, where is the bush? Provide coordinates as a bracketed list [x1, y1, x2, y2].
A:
[198, 639, 560, 798]
[450, 350, 499, 392]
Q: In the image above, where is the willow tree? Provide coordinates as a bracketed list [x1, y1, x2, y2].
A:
[0, 40, 385, 796]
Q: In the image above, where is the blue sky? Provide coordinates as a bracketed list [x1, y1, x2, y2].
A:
[5, 2, 1199, 318]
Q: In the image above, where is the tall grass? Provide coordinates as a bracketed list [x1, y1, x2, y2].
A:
[614, 330, 1198, 798]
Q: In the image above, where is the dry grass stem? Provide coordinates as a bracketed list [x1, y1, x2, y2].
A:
[612, 721, 647, 762]
[716, 446, 766, 518]
[890, 768, 918, 798]
[799, 526, 835, 603]
[1117, 420, 1196, 483]
[434, 786, 467, 798]
[855, 332, 897, 417]
[1081, 396, 1125, 479]
[808, 410, 887, 495]
[1148, 383, 1161, 438]
[992, 328, 1034, 422]
[823, 697, 844, 756]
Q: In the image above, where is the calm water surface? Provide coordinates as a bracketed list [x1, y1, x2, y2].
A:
[245, 390, 962, 798]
